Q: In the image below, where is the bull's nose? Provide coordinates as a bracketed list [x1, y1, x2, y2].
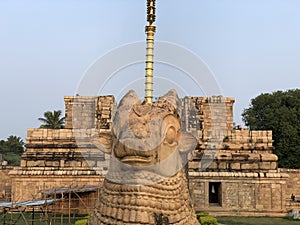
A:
[121, 138, 149, 152]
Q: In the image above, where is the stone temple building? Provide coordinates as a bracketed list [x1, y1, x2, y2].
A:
[2, 94, 300, 216]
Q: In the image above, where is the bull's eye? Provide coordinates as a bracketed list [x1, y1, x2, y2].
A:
[165, 126, 177, 145]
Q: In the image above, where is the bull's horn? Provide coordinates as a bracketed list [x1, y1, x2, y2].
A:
[118, 90, 140, 109]
[160, 89, 181, 111]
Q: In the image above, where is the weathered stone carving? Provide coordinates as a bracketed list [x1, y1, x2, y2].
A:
[89, 90, 199, 224]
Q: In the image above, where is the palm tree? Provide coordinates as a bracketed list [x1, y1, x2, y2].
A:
[6, 135, 25, 154]
[38, 110, 65, 129]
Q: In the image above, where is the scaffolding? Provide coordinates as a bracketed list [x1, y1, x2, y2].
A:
[0, 185, 101, 225]
[0, 199, 58, 225]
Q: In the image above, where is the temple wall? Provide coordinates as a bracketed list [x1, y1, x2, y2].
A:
[280, 168, 300, 211]
[0, 166, 14, 201]
[10, 175, 103, 202]
[189, 171, 288, 216]
[280, 169, 300, 198]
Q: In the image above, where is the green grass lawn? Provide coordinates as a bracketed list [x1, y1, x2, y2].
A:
[0, 212, 87, 225]
[2, 213, 300, 225]
[217, 216, 300, 225]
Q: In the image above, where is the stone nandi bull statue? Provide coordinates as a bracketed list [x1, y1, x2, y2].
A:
[89, 90, 200, 225]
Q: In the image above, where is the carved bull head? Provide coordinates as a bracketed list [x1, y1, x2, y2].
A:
[94, 89, 197, 185]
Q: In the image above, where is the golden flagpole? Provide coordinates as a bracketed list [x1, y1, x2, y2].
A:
[144, 0, 156, 104]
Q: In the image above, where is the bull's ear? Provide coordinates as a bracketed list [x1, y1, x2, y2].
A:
[178, 132, 197, 154]
[92, 132, 113, 154]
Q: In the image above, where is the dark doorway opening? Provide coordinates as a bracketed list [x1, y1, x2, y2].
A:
[209, 182, 222, 206]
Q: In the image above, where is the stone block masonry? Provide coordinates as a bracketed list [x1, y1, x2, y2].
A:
[189, 171, 289, 216]
[186, 96, 277, 174]
[280, 169, 300, 211]
[0, 166, 14, 201]
[9, 127, 109, 201]
[64, 95, 116, 130]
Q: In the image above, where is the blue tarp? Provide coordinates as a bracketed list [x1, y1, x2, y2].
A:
[0, 199, 58, 208]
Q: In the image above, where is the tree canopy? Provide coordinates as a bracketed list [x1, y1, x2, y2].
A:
[0, 135, 24, 165]
[242, 89, 300, 169]
[38, 110, 65, 129]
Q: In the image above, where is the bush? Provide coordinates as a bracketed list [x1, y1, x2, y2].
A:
[75, 219, 87, 225]
[3, 152, 21, 165]
[199, 216, 218, 225]
[197, 211, 209, 219]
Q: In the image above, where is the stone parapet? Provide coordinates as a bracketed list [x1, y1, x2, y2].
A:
[197, 129, 273, 152]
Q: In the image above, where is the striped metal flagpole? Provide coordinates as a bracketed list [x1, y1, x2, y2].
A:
[144, 0, 156, 104]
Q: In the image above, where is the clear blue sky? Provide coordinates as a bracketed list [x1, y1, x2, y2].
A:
[0, 0, 299, 141]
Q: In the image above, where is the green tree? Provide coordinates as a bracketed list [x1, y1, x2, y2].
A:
[0, 140, 8, 153]
[6, 135, 25, 154]
[0, 136, 24, 165]
[242, 89, 300, 168]
[38, 110, 65, 129]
